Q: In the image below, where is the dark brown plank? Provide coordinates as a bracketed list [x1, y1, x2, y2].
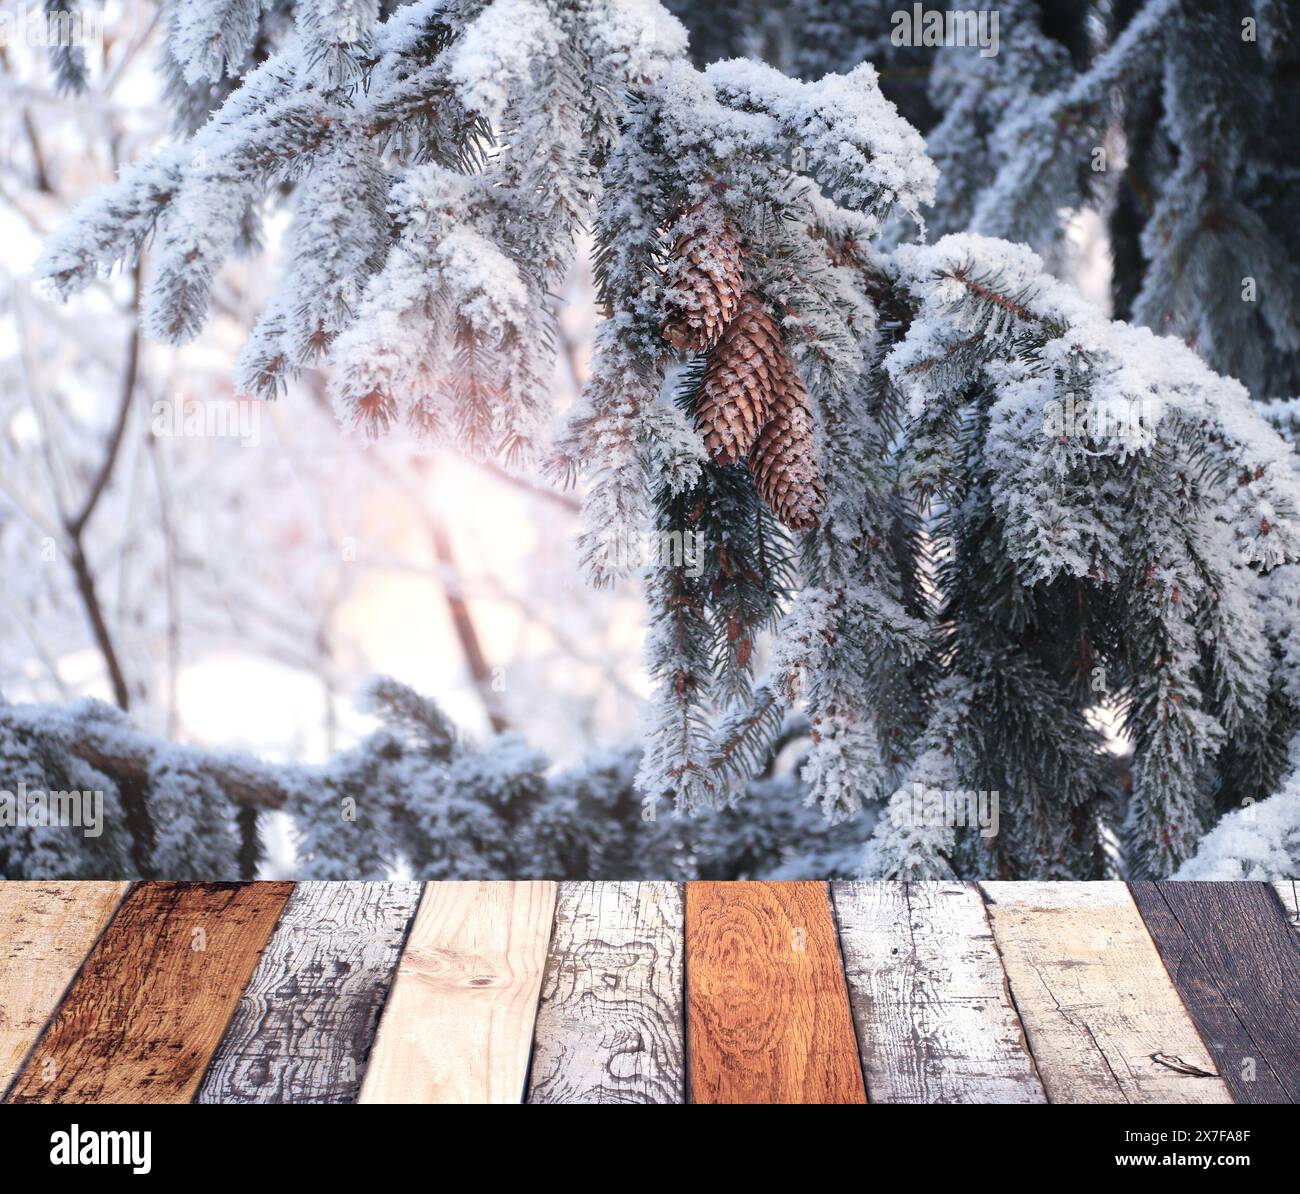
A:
[686, 881, 866, 1104]
[1130, 881, 1300, 1103]
[5, 882, 293, 1104]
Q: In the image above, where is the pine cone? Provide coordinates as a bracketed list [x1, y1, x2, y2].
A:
[661, 214, 744, 352]
[695, 294, 785, 464]
[749, 351, 825, 532]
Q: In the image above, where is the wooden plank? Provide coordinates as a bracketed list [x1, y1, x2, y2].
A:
[686, 881, 866, 1104]
[5, 882, 292, 1104]
[358, 881, 556, 1104]
[0, 882, 129, 1094]
[528, 881, 684, 1104]
[195, 881, 422, 1104]
[1131, 881, 1300, 1103]
[831, 881, 1044, 1104]
[1274, 881, 1300, 938]
[981, 882, 1231, 1104]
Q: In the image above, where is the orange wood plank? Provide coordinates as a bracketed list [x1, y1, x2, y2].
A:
[686, 881, 866, 1104]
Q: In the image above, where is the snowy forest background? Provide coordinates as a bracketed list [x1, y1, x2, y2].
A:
[2, 0, 1299, 881]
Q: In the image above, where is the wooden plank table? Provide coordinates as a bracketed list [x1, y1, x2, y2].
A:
[1, 880, 1296, 1104]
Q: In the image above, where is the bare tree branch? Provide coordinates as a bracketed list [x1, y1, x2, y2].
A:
[59, 260, 143, 714]
[429, 512, 509, 734]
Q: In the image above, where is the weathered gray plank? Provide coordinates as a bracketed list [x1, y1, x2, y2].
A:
[527, 882, 684, 1104]
[195, 882, 421, 1103]
[982, 882, 1231, 1104]
[831, 881, 1045, 1103]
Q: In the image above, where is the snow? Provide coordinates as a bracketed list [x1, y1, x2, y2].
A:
[706, 58, 936, 230]
[170, 0, 267, 86]
[449, 0, 562, 123]
[1177, 740, 1300, 880]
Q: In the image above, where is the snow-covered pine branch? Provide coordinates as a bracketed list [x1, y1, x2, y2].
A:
[0, 681, 866, 881]
[920, 0, 1300, 402]
[39, 0, 687, 463]
[881, 233, 1300, 876]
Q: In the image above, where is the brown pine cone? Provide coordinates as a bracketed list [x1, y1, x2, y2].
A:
[749, 350, 825, 532]
[694, 293, 785, 465]
[661, 212, 744, 352]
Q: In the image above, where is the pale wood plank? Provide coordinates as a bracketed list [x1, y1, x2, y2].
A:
[196, 881, 422, 1103]
[358, 881, 556, 1104]
[6, 882, 293, 1104]
[831, 881, 1044, 1103]
[528, 881, 684, 1104]
[981, 882, 1232, 1104]
[686, 881, 866, 1104]
[1274, 881, 1300, 937]
[0, 882, 129, 1095]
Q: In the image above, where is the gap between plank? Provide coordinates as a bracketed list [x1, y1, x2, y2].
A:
[826, 880, 873, 1104]
[975, 880, 1052, 1105]
[520, 879, 567, 1104]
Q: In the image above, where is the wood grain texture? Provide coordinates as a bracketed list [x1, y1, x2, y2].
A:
[528, 882, 684, 1104]
[358, 881, 556, 1104]
[195, 881, 422, 1103]
[5, 882, 292, 1104]
[981, 882, 1231, 1104]
[832, 881, 1044, 1104]
[0, 882, 128, 1094]
[1131, 881, 1300, 1103]
[686, 881, 866, 1104]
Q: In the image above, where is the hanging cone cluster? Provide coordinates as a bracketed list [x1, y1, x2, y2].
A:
[661, 212, 745, 352]
[663, 253, 825, 529]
